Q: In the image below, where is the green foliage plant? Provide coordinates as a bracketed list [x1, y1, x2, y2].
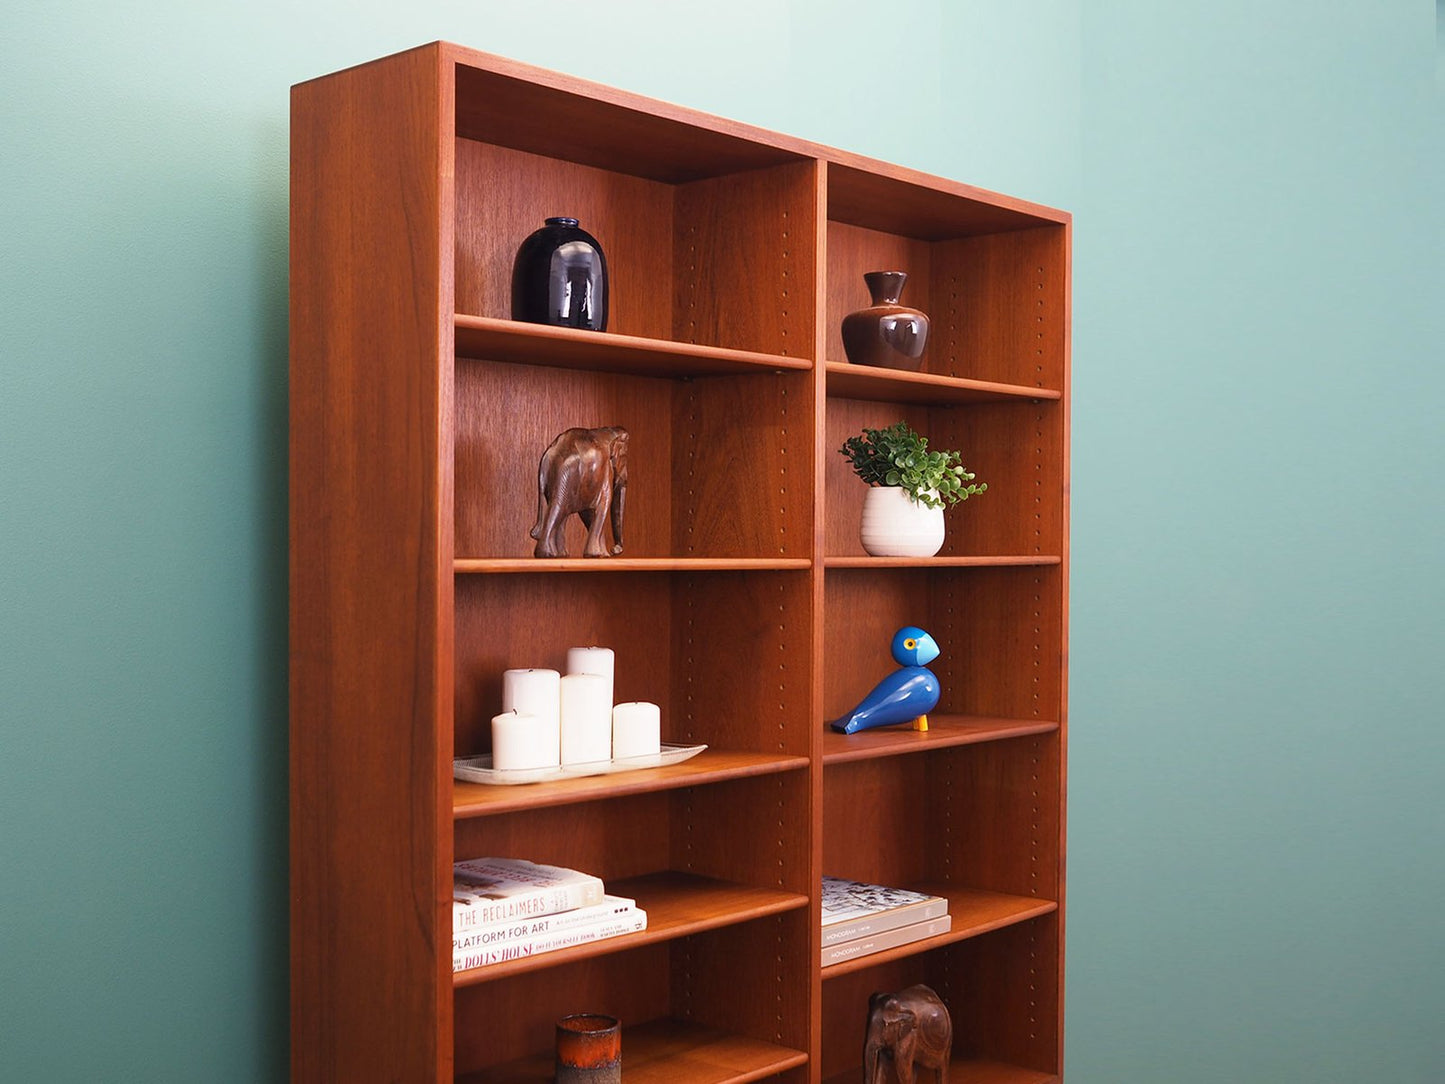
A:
[838, 421, 987, 510]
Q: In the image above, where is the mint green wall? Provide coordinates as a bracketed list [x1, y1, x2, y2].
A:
[2, 3, 1439, 1080]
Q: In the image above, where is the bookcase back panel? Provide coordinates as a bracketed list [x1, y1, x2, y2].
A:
[673, 773, 812, 894]
[674, 912, 813, 1052]
[672, 161, 818, 358]
[455, 363, 809, 560]
[823, 398, 1062, 559]
[824, 221, 933, 367]
[455, 139, 675, 340]
[821, 755, 936, 889]
[669, 572, 813, 756]
[454, 791, 674, 882]
[932, 565, 1065, 723]
[455, 360, 675, 559]
[934, 734, 1062, 900]
[454, 574, 676, 757]
[453, 944, 672, 1074]
[926, 403, 1066, 559]
[931, 226, 1068, 392]
[820, 955, 942, 1079]
[942, 918, 1061, 1074]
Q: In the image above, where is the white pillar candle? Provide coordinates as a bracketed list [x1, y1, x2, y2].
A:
[491, 710, 555, 771]
[566, 646, 615, 709]
[612, 701, 661, 760]
[559, 672, 612, 765]
[502, 668, 560, 767]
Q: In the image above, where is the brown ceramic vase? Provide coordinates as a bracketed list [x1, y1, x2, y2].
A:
[841, 270, 929, 370]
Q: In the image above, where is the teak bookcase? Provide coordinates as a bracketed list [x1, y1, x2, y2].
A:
[290, 41, 1069, 1084]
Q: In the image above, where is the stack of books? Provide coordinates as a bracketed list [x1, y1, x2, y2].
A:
[453, 857, 647, 972]
[821, 876, 951, 967]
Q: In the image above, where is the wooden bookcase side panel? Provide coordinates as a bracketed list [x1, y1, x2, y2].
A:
[822, 399, 1063, 560]
[454, 943, 673, 1074]
[289, 45, 453, 1083]
[673, 160, 819, 359]
[667, 571, 815, 759]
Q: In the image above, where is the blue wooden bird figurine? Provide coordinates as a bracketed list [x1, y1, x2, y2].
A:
[829, 626, 942, 734]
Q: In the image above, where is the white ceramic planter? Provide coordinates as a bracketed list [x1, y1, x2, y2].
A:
[859, 486, 945, 557]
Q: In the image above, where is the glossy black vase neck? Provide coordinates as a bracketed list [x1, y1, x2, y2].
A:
[864, 270, 908, 306]
[545, 216, 579, 227]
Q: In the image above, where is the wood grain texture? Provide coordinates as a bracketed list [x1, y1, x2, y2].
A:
[292, 40, 1069, 1084]
[453, 871, 808, 986]
[458, 1018, 808, 1084]
[453, 750, 809, 818]
[824, 362, 1060, 406]
[455, 314, 810, 376]
[290, 44, 452, 1083]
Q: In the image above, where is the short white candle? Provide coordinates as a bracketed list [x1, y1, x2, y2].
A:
[502, 668, 560, 764]
[491, 710, 554, 771]
[559, 672, 612, 765]
[612, 701, 661, 760]
[566, 646, 615, 708]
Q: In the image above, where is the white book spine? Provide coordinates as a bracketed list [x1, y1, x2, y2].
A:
[452, 896, 635, 954]
[453, 858, 605, 929]
[821, 914, 953, 967]
[453, 908, 648, 971]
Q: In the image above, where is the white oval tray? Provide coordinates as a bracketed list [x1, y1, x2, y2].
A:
[453, 743, 707, 785]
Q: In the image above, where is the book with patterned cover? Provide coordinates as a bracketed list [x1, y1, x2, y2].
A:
[821, 876, 949, 946]
[453, 857, 605, 931]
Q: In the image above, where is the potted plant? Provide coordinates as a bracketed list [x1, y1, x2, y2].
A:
[839, 421, 986, 557]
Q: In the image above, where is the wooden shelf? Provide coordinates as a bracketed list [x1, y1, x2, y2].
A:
[821, 885, 1057, 979]
[825, 361, 1061, 405]
[825, 1059, 1057, 1084]
[822, 715, 1059, 765]
[456, 557, 811, 574]
[453, 750, 809, 817]
[456, 314, 811, 377]
[292, 42, 1067, 1084]
[824, 554, 1061, 570]
[457, 1017, 808, 1083]
[453, 871, 809, 986]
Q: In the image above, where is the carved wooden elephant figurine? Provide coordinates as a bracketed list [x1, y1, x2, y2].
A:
[864, 984, 952, 1084]
[530, 426, 628, 558]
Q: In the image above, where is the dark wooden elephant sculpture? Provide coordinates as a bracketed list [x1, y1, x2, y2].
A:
[863, 984, 952, 1084]
[530, 426, 628, 558]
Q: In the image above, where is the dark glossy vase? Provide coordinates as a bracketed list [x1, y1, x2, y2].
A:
[511, 217, 609, 332]
[841, 270, 929, 370]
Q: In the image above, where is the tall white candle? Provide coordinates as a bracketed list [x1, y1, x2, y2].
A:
[502, 668, 560, 766]
[612, 701, 661, 760]
[491, 710, 554, 771]
[566, 646, 615, 709]
[559, 672, 612, 765]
